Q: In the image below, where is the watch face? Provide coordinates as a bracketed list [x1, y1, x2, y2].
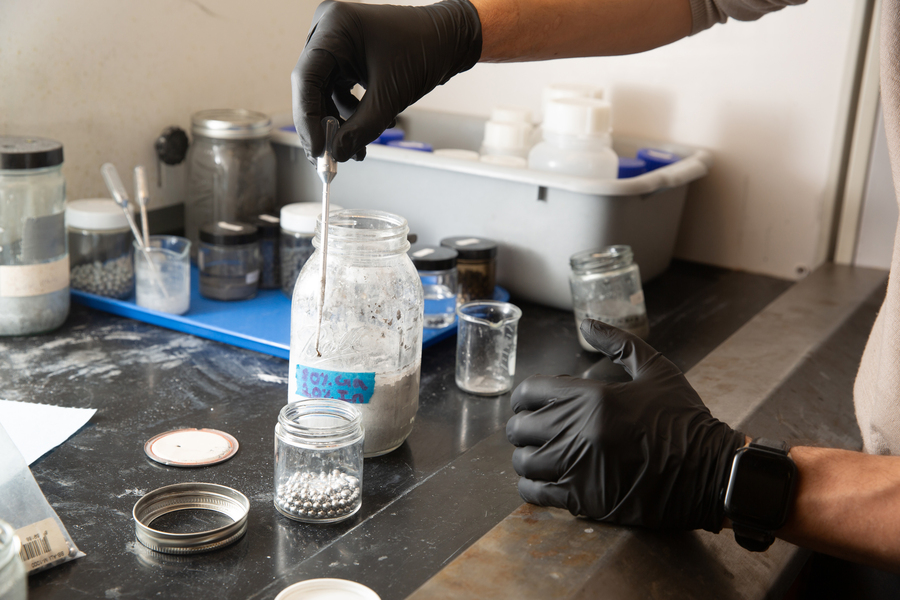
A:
[725, 449, 796, 529]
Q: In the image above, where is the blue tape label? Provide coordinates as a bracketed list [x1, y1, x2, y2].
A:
[295, 365, 376, 404]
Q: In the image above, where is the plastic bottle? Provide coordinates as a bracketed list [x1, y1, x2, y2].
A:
[527, 98, 618, 179]
[480, 105, 534, 159]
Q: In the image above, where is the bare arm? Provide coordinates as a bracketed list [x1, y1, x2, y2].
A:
[777, 447, 900, 572]
[473, 0, 694, 62]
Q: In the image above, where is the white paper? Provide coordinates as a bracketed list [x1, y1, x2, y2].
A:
[0, 400, 96, 465]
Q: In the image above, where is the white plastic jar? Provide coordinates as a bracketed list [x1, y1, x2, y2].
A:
[67, 198, 135, 298]
[0, 136, 69, 336]
[289, 209, 424, 457]
[528, 97, 618, 179]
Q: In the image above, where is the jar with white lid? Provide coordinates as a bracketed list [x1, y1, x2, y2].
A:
[528, 97, 618, 179]
[184, 109, 275, 257]
[289, 209, 423, 457]
[408, 244, 458, 329]
[67, 198, 135, 298]
[280, 202, 343, 298]
[198, 221, 261, 301]
[569, 245, 649, 351]
[0, 519, 26, 600]
[274, 398, 364, 523]
[0, 136, 69, 336]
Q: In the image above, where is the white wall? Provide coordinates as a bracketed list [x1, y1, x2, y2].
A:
[408, 0, 863, 280]
[1, 0, 864, 281]
[0, 0, 312, 207]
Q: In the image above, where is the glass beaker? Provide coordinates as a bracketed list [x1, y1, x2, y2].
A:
[456, 301, 522, 396]
[288, 209, 424, 457]
[134, 236, 191, 314]
[274, 399, 364, 523]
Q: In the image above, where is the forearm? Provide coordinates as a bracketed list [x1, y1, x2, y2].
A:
[472, 0, 693, 62]
[777, 447, 900, 572]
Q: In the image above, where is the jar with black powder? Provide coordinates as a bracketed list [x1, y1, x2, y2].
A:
[197, 221, 260, 301]
[440, 236, 498, 305]
[252, 214, 281, 290]
[280, 202, 342, 297]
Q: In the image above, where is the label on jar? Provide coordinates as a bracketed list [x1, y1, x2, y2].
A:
[15, 518, 69, 573]
[295, 366, 376, 404]
[0, 255, 69, 297]
[245, 270, 259, 284]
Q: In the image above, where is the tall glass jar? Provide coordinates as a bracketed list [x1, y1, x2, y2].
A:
[0, 136, 69, 336]
[569, 245, 649, 351]
[0, 519, 26, 600]
[184, 109, 275, 258]
[289, 209, 424, 457]
[274, 399, 364, 523]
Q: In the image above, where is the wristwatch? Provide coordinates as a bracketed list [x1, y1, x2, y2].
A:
[723, 438, 798, 552]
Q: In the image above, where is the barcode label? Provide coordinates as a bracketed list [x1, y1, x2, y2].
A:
[19, 532, 51, 560]
[15, 518, 69, 573]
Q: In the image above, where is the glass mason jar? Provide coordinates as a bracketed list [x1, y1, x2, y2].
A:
[439, 236, 497, 305]
[569, 245, 649, 351]
[274, 399, 364, 523]
[67, 198, 134, 298]
[0, 136, 69, 336]
[289, 209, 424, 457]
[408, 244, 458, 329]
[0, 519, 26, 600]
[198, 222, 261, 301]
[184, 109, 275, 258]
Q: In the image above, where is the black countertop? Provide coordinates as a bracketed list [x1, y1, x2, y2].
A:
[2, 261, 792, 600]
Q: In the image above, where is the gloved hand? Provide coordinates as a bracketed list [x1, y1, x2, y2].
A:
[506, 319, 746, 532]
[291, 0, 483, 163]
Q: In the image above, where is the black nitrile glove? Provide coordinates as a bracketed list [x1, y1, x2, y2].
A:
[506, 319, 746, 533]
[291, 0, 483, 163]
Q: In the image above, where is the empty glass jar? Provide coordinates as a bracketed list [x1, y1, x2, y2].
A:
[274, 399, 364, 523]
[569, 245, 649, 351]
[0, 136, 69, 336]
[409, 244, 458, 329]
[184, 109, 275, 257]
[289, 209, 423, 457]
[67, 198, 134, 298]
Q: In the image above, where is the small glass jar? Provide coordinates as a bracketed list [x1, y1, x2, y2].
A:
[0, 519, 26, 600]
[0, 136, 69, 336]
[274, 399, 364, 523]
[409, 244, 458, 329]
[198, 221, 261, 301]
[184, 109, 275, 257]
[66, 198, 134, 298]
[280, 203, 343, 297]
[253, 214, 281, 290]
[440, 236, 497, 305]
[569, 245, 649, 351]
[289, 209, 423, 457]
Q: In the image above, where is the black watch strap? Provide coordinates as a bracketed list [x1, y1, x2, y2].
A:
[731, 438, 792, 553]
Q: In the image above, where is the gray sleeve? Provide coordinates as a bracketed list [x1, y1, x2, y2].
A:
[689, 0, 808, 35]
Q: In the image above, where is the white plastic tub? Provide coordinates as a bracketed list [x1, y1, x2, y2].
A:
[272, 109, 711, 310]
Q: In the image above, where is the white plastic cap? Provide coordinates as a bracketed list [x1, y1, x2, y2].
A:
[490, 105, 533, 124]
[482, 121, 533, 153]
[65, 198, 132, 231]
[280, 202, 344, 233]
[543, 97, 612, 137]
[434, 148, 480, 161]
[480, 154, 527, 168]
[542, 83, 604, 114]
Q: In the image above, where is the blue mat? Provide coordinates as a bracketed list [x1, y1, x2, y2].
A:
[71, 266, 508, 360]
